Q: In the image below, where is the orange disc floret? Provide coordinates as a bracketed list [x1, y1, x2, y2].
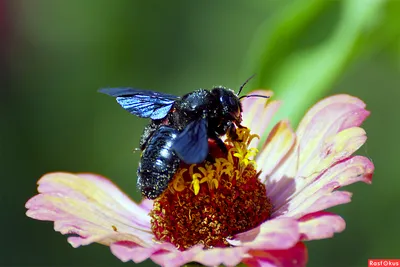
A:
[149, 128, 272, 250]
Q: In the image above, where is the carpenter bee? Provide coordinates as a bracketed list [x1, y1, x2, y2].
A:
[100, 77, 268, 199]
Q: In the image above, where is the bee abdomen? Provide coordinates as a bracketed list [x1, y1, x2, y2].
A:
[137, 126, 180, 199]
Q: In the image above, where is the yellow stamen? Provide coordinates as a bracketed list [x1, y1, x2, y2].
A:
[168, 127, 260, 195]
[151, 127, 272, 250]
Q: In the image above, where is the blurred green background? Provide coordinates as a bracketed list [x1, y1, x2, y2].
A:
[2, 0, 399, 266]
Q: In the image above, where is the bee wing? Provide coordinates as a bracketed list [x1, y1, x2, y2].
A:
[99, 88, 179, 120]
[173, 118, 208, 164]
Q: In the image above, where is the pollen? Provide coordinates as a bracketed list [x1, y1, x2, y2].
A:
[149, 127, 272, 250]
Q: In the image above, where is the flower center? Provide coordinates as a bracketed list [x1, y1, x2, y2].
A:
[149, 128, 272, 250]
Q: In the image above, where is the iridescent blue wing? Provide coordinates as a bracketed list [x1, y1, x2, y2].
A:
[173, 118, 208, 164]
[99, 88, 179, 120]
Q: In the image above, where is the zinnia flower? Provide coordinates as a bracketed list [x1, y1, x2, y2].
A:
[25, 90, 374, 267]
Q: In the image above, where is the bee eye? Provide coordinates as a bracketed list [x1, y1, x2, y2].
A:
[222, 95, 237, 107]
[228, 96, 237, 106]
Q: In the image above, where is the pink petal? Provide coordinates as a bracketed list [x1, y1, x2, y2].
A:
[149, 245, 250, 267]
[139, 198, 154, 213]
[269, 127, 369, 215]
[115, 218, 300, 267]
[297, 94, 369, 137]
[111, 241, 177, 264]
[228, 218, 299, 250]
[298, 211, 345, 240]
[274, 156, 374, 218]
[243, 242, 308, 267]
[192, 247, 249, 267]
[241, 90, 280, 148]
[266, 95, 371, 215]
[25, 172, 154, 248]
[257, 120, 296, 184]
[150, 245, 205, 267]
[267, 94, 369, 184]
[111, 241, 156, 263]
[295, 126, 367, 186]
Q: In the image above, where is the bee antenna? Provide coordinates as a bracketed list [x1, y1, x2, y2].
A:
[237, 74, 256, 96]
[239, 94, 270, 100]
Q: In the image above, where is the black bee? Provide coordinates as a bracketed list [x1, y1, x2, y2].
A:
[100, 77, 268, 199]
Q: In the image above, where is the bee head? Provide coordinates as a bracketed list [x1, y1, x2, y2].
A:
[211, 87, 242, 123]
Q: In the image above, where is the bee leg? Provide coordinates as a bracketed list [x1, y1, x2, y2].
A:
[206, 154, 216, 163]
[212, 135, 228, 155]
[236, 123, 246, 129]
[227, 124, 240, 141]
[209, 131, 228, 156]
